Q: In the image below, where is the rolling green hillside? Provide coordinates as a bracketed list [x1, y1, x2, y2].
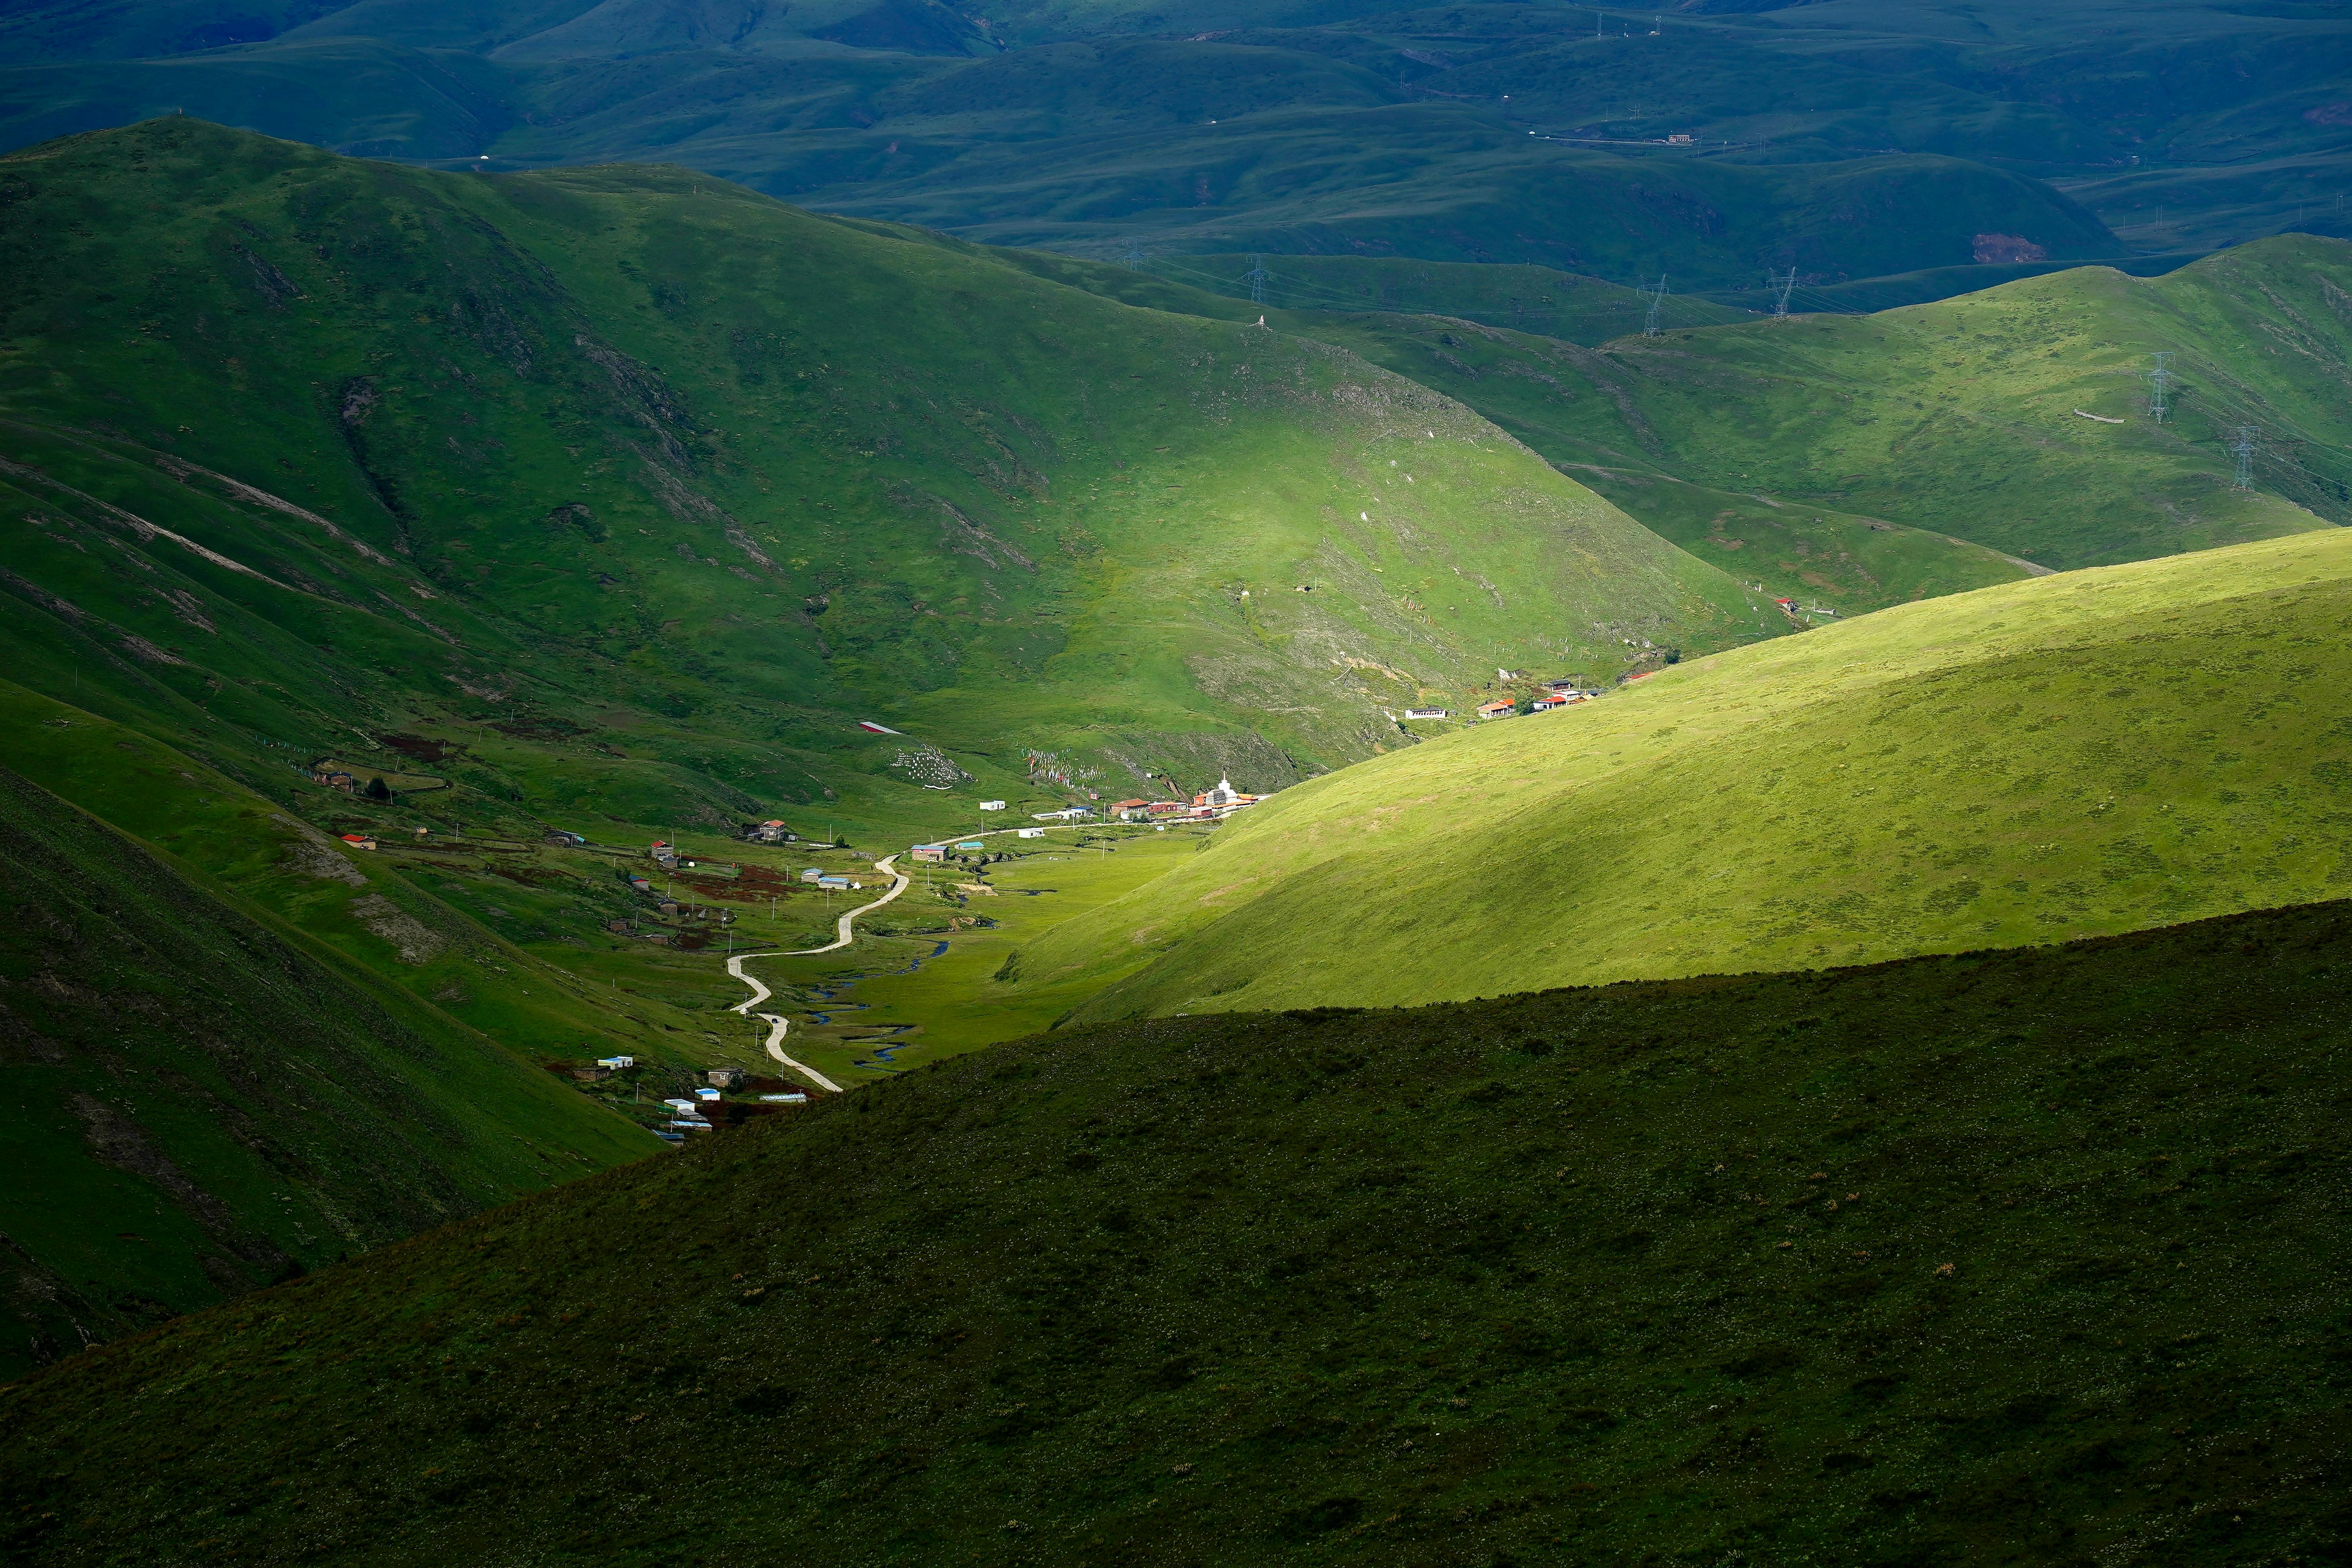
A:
[1286, 238, 2352, 571]
[0, 118, 1788, 1352]
[919, 234, 2347, 604]
[1, 119, 1771, 816]
[7, 896, 2352, 1564]
[969, 241, 2333, 611]
[0, 0, 2341, 270]
[1563, 468, 2036, 615]
[1018, 525, 2352, 1023]
[0, 19, 2128, 286]
[815, 112, 2110, 283]
[842, 234, 2042, 616]
[0, 742, 657, 1383]
[1145, 254, 1761, 342]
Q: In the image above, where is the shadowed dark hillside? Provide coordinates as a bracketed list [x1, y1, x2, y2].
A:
[5, 895, 2350, 1563]
[0, 763, 652, 1382]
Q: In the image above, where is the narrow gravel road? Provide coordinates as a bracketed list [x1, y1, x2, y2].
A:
[720, 853, 906, 1093]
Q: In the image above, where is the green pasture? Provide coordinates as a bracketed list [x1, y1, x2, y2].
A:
[1507, 240, 2352, 568]
[1026, 525, 2352, 1020]
[746, 827, 1218, 1079]
[981, 237, 2352, 599]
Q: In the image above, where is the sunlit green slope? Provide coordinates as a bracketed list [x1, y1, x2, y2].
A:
[1385, 238, 2352, 571]
[1022, 526, 2352, 1022]
[932, 236, 2352, 608]
[0, 119, 1789, 1355]
[855, 230, 2043, 616]
[0, 118, 1775, 813]
[8, 895, 2352, 1564]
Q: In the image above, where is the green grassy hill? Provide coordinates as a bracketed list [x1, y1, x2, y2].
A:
[0, 118, 1789, 1350]
[1289, 238, 2352, 572]
[7, 894, 2352, 1564]
[815, 112, 2111, 283]
[0, 24, 2129, 287]
[974, 240, 2352, 611]
[0, 119, 1770, 805]
[1145, 253, 1762, 342]
[924, 234, 2348, 606]
[2, 0, 2343, 268]
[1016, 525, 2352, 1022]
[0, 742, 656, 1382]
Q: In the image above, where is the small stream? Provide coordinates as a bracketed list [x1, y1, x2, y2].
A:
[796, 941, 952, 1070]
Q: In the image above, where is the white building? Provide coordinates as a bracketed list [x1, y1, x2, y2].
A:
[979, 800, 1007, 811]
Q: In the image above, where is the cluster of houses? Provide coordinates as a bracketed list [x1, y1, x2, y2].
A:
[741, 819, 799, 844]
[1401, 678, 1606, 724]
[652, 1066, 811, 1142]
[1108, 776, 1259, 820]
[908, 779, 1263, 864]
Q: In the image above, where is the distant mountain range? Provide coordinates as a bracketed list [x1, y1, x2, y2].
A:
[2, 0, 2345, 289]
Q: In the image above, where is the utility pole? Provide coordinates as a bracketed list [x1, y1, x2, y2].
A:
[1643, 272, 1668, 337]
[2149, 351, 2173, 423]
[2232, 425, 2258, 490]
[1771, 268, 1797, 319]
[1245, 255, 1271, 306]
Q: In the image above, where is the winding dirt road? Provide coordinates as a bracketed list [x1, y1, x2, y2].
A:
[722, 854, 907, 1093]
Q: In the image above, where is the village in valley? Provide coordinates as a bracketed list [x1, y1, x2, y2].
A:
[289, 731, 1326, 1143]
[282, 650, 1656, 1148]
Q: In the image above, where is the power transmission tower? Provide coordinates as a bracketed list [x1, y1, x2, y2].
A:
[1121, 242, 1146, 268]
[2149, 351, 2173, 423]
[1244, 254, 1272, 305]
[2232, 425, 2258, 489]
[1771, 268, 1797, 319]
[1643, 272, 1668, 336]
